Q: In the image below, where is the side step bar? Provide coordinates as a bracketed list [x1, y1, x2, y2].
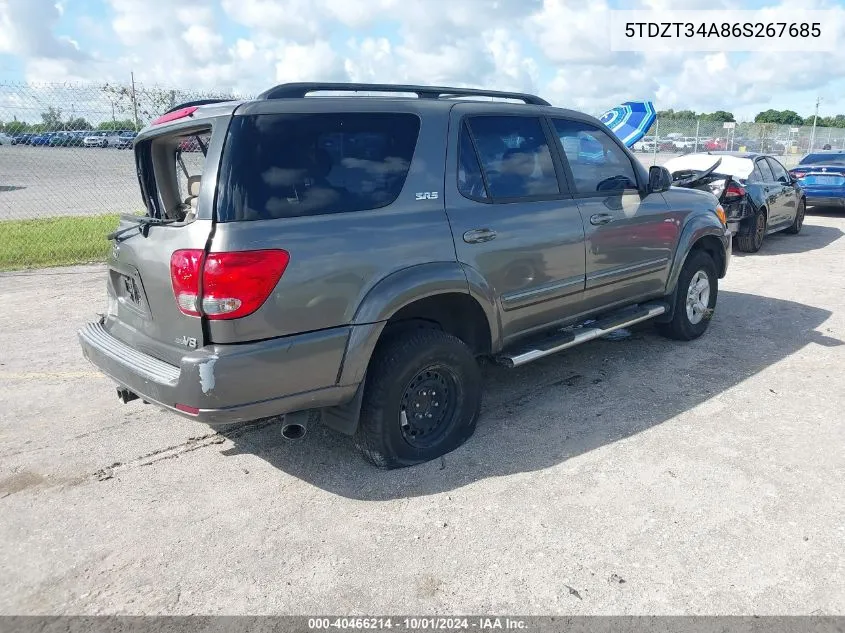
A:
[495, 303, 667, 368]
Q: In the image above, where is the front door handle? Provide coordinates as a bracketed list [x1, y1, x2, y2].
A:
[463, 228, 497, 244]
[590, 213, 614, 226]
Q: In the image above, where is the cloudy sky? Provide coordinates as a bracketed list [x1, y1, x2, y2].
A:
[2, 0, 845, 122]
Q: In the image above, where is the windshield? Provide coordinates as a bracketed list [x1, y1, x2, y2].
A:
[799, 153, 845, 166]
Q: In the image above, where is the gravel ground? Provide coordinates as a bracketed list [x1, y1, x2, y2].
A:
[0, 212, 843, 615]
[0, 145, 804, 221]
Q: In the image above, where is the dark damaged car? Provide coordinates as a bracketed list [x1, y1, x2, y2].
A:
[664, 152, 806, 253]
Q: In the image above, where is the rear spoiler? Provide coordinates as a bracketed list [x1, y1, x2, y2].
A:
[162, 99, 233, 115]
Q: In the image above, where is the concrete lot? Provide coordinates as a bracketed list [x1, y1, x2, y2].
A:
[0, 145, 803, 221]
[1, 212, 844, 615]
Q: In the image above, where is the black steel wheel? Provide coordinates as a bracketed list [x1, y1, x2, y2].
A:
[355, 328, 481, 469]
[398, 364, 460, 450]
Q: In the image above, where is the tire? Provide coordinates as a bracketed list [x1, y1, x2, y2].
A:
[784, 198, 805, 234]
[354, 328, 482, 469]
[657, 249, 718, 341]
[735, 208, 766, 253]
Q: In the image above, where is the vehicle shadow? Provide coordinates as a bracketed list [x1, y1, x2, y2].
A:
[221, 291, 841, 500]
[807, 205, 845, 217]
[732, 222, 843, 257]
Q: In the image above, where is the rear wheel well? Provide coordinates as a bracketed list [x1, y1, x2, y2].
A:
[689, 235, 726, 278]
[381, 293, 492, 356]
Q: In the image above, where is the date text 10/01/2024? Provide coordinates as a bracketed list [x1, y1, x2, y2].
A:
[623, 22, 821, 38]
[308, 618, 528, 630]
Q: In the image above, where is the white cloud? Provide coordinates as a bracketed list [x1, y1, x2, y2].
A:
[5, 0, 845, 122]
[272, 41, 347, 84]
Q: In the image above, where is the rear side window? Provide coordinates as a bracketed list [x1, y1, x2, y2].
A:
[551, 119, 638, 194]
[217, 113, 420, 221]
[464, 116, 559, 200]
[757, 159, 775, 182]
[457, 122, 489, 201]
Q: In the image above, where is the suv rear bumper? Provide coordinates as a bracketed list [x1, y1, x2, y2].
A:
[78, 322, 365, 426]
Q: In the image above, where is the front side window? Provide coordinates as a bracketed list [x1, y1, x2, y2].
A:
[766, 157, 790, 183]
[217, 112, 420, 221]
[464, 115, 560, 200]
[551, 119, 639, 194]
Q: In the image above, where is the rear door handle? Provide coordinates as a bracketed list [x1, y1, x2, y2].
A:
[590, 213, 614, 226]
[463, 228, 497, 244]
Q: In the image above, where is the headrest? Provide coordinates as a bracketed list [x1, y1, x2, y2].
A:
[187, 175, 201, 197]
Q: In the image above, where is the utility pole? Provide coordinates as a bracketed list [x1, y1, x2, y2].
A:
[809, 96, 821, 152]
[131, 71, 140, 131]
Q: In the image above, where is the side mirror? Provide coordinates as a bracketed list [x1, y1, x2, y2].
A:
[648, 165, 672, 193]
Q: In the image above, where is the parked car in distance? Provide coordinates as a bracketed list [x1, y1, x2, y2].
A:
[29, 133, 55, 146]
[789, 150, 845, 209]
[84, 131, 120, 147]
[49, 131, 85, 147]
[632, 136, 654, 152]
[0, 132, 12, 145]
[78, 82, 732, 469]
[12, 133, 35, 145]
[178, 136, 203, 152]
[703, 138, 728, 151]
[115, 131, 138, 149]
[664, 151, 805, 252]
[674, 137, 699, 153]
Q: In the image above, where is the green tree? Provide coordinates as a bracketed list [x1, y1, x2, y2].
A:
[754, 109, 803, 125]
[40, 106, 64, 131]
[657, 109, 698, 120]
[65, 117, 93, 131]
[97, 119, 137, 131]
[700, 110, 736, 123]
[4, 120, 31, 134]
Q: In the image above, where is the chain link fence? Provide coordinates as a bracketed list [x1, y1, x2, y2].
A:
[2, 80, 845, 268]
[0, 81, 242, 269]
[633, 117, 845, 169]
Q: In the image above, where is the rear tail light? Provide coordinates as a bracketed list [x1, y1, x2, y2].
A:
[791, 171, 807, 179]
[170, 249, 290, 320]
[724, 183, 746, 199]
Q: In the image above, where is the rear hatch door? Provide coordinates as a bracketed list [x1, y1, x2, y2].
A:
[102, 114, 224, 365]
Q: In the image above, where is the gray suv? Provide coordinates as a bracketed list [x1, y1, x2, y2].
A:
[78, 83, 731, 469]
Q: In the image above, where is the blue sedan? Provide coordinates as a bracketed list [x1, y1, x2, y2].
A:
[789, 150, 845, 209]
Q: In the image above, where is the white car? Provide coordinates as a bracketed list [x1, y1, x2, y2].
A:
[83, 131, 120, 148]
[0, 132, 12, 146]
[673, 137, 699, 153]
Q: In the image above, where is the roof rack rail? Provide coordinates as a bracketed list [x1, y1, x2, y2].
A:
[163, 98, 234, 115]
[256, 82, 551, 106]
